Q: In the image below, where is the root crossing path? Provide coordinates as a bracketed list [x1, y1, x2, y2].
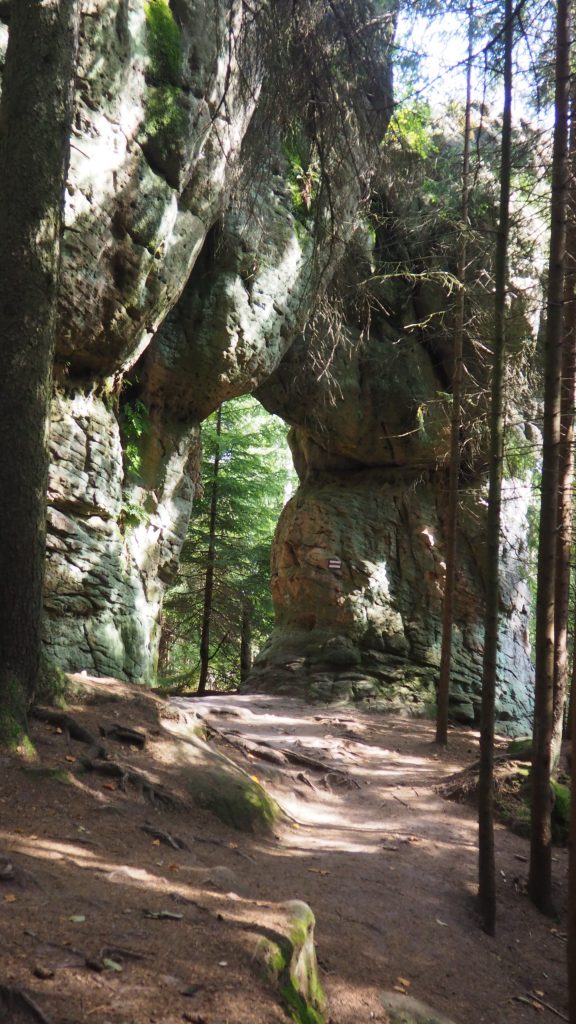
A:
[176, 693, 568, 1024]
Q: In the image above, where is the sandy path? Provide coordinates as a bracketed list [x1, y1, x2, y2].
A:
[181, 694, 569, 1024]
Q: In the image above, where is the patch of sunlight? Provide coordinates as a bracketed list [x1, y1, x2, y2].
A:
[370, 560, 391, 592]
[5, 836, 98, 863]
[421, 526, 435, 547]
[282, 831, 379, 855]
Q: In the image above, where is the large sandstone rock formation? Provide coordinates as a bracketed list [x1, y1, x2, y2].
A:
[250, 315, 534, 732]
[0, 2, 534, 731]
[19, 0, 392, 680]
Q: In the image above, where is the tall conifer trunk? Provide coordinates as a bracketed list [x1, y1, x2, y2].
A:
[197, 406, 223, 696]
[529, 0, 571, 915]
[436, 6, 473, 746]
[477, 0, 514, 937]
[0, 0, 79, 743]
[552, 83, 576, 768]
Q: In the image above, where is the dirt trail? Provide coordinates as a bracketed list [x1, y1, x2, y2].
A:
[0, 680, 568, 1024]
[184, 693, 569, 1024]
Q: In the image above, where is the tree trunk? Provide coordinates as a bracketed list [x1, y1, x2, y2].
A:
[0, 0, 79, 745]
[569, 630, 576, 1022]
[197, 406, 223, 696]
[552, 83, 576, 769]
[240, 598, 252, 684]
[477, 0, 514, 937]
[529, 0, 571, 915]
[436, 5, 473, 746]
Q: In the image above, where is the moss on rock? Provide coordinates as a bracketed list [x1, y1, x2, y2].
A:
[145, 0, 182, 86]
[260, 900, 326, 1024]
[507, 736, 532, 760]
[185, 764, 282, 834]
[36, 656, 71, 708]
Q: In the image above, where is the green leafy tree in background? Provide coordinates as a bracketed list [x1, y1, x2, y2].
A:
[160, 397, 294, 690]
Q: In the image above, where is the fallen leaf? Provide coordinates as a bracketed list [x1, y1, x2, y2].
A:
[4, 894, 17, 903]
[152, 839, 161, 846]
[397, 977, 411, 988]
[103, 783, 117, 792]
[102, 958, 123, 972]
[218, 961, 228, 967]
[435, 918, 448, 927]
[69, 915, 86, 923]
[307, 868, 330, 876]
[65, 756, 75, 763]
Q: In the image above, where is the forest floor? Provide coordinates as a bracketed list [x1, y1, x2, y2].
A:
[0, 675, 568, 1024]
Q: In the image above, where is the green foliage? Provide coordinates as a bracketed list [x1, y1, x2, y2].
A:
[120, 398, 150, 479]
[163, 396, 295, 688]
[145, 0, 181, 86]
[283, 132, 320, 222]
[142, 0, 186, 148]
[386, 99, 436, 158]
[144, 85, 187, 143]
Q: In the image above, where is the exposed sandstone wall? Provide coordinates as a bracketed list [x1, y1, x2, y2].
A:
[0, 1, 534, 728]
[39, 0, 393, 679]
[250, 280, 535, 734]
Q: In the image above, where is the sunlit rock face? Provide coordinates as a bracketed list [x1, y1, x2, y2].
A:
[40, 0, 393, 679]
[249, 291, 535, 735]
[45, 392, 200, 680]
[25, 0, 532, 726]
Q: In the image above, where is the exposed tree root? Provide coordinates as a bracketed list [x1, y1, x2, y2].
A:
[99, 724, 146, 749]
[203, 721, 353, 779]
[140, 823, 188, 849]
[0, 984, 53, 1024]
[31, 707, 107, 759]
[78, 756, 179, 808]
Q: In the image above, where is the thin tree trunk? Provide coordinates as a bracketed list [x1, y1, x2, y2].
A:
[569, 623, 576, 1023]
[477, 0, 514, 937]
[197, 406, 223, 696]
[529, 0, 571, 915]
[436, 6, 473, 746]
[552, 84, 576, 768]
[0, 0, 79, 744]
[240, 598, 252, 683]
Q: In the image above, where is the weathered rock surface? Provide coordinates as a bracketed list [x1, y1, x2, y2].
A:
[380, 991, 458, 1024]
[248, 264, 535, 734]
[2, 0, 534, 729]
[41, 0, 392, 680]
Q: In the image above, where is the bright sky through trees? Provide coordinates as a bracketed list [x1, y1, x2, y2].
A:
[395, 5, 554, 128]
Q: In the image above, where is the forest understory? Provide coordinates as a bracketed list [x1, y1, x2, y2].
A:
[0, 677, 568, 1024]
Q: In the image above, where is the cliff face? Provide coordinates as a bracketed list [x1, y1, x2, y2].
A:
[251, 311, 534, 733]
[1, 1, 533, 730]
[36, 0, 393, 680]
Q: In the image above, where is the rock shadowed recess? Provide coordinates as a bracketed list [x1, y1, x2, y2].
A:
[41, 0, 394, 680]
[246, 245, 535, 735]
